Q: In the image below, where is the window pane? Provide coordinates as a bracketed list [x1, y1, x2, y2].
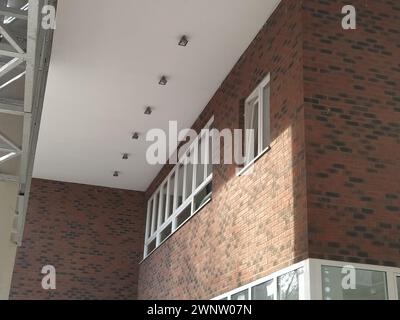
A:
[147, 239, 156, 254]
[321, 266, 388, 300]
[146, 199, 153, 238]
[152, 192, 159, 234]
[194, 181, 212, 212]
[168, 173, 175, 216]
[159, 185, 167, 225]
[397, 276, 400, 300]
[278, 269, 301, 300]
[176, 204, 191, 228]
[245, 101, 259, 164]
[206, 131, 213, 177]
[176, 164, 184, 208]
[251, 280, 274, 300]
[196, 138, 205, 187]
[231, 290, 248, 300]
[160, 223, 172, 243]
[262, 83, 270, 150]
[185, 156, 194, 199]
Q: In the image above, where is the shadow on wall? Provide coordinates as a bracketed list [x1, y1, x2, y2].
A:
[137, 0, 308, 300]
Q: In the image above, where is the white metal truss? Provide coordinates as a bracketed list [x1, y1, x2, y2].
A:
[0, 0, 57, 245]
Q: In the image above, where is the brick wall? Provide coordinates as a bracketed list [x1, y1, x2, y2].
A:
[138, 0, 308, 299]
[10, 178, 146, 299]
[304, 0, 400, 266]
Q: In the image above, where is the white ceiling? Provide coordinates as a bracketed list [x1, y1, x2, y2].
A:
[33, 0, 280, 191]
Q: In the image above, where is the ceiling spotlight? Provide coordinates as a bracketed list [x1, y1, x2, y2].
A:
[144, 106, 152, 115]
[132, 132, 140, 139]
[122, 153, 129, 160]
[113, 171, 120, 177]
[178, 35, 189, 47]
[159, 76, 168, 86]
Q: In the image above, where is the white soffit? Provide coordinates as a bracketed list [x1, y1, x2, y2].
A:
[33, 0, 281, 191]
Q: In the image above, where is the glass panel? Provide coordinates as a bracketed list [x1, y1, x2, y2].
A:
[321, 266, 388, 300]
[397, 276, 400, 300]
[185, 156, 194, 200]
[251, 280, 274, 300]
[176, 164, 184, 208]
[262, 83, 270, 150]
[278, 268, 301, 300]
[152, 193, 159, 234]
[219, 297, 228, 301]
[194, 181, 212, 212]
[168, 172, 175, 216]
[146, 199, 153, 238]
[159, 185, 167, 225]
[147, 239, 156, 254]
[176, 204, 191, 228]
[245, 100, 259, 164]
[231, 289, 248, 300]
[160, 223, 172, 243]
[206, 131, 213, 177]
[196, 138, 205, 187]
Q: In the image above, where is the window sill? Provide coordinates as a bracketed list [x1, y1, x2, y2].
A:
[236, 146, 271, 177]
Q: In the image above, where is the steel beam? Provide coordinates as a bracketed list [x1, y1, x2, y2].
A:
[0, 23, 25, 54]
[0, 49, 26, 59]
[0, 5, 28, 20]
[0, 98, 24, 116]
[0, 174, 18, 182]
[0, 58, 24, 79]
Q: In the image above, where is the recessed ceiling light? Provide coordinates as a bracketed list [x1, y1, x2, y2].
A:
[113, 171, 120, 177]
[159, 76, 168, 86]
[132, 132, 140, 139]
[144, 106, 152, 115]
[178, 35, 189, 47]
[122, 153, 129, 160]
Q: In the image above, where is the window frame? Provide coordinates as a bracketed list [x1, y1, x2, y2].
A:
[212, 260, 308, 301]
[309, 258, 400, 300]
[243, 74, 271, 168]
[212, 259, 400, 300]
[143, 117, 214, 258]
[395, 273, 400, 300]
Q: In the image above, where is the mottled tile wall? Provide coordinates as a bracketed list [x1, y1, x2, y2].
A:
[10, 179, 146, 299]
[303, 0, 400, 266]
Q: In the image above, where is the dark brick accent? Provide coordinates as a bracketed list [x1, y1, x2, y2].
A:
[304, 0, 400, 267]
[10, 179, 146, 300]
[138, 0, 308, 300]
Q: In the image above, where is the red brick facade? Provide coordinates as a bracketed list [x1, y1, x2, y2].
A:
[303, 0, 400, 267]
[138, 0, 400, 299]
[138, 0, 308, 299]
[9, 0, 399, 300]
[10, 179, 146, 299]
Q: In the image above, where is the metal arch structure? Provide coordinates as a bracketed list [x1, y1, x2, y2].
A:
[0, 0, 57, 245]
